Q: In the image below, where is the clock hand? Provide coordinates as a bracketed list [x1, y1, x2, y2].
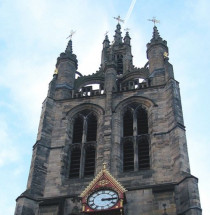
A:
[101, 197, 117, 201]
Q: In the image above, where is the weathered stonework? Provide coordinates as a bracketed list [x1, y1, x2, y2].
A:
[15, 24, 202, 215]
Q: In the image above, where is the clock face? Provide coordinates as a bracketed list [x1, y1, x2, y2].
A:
[87, 189, 119, 210]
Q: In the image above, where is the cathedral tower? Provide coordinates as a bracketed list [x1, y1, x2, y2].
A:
[15, 22, 202, 215]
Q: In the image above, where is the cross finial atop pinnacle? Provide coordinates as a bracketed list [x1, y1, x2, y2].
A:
[124, 28, 130, 32]
[104, 31, 109, 36]
[66, 30, 76, 40]
[114, 15, 124, 24]
[148, 17, 160, 26]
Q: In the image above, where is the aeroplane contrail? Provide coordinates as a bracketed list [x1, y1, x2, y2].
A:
[124, 0, 137, 27]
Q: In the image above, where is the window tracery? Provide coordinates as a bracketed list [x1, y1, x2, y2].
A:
[122, 104, 150, 172]
[69, 110, 97, 178]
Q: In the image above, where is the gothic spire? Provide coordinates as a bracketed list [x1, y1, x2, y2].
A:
[65, 39, 73, 54]
[149, 26, 167, 45]
[56, 38, 78, 69]
[147, 25, 168, 52]
[151, 26, 162, 42]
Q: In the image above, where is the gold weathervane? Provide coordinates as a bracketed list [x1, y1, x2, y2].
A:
[54, 68, 58, 75]
[148, 17, 160, 26]
[113, 15, 124, 24]
[163, 52, 169, 58]
[66, 30, 76, 40]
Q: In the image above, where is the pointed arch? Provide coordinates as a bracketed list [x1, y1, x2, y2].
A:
[86, 113, 97, 142]
[72, 115, 83, 143]
[136, 106, 148, 135]
[123, 109, 133, 137]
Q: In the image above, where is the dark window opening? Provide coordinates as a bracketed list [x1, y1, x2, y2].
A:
[123, 142, 134, 171]
[138, 137, 150, 169]
[69, 148, 81, 178]
[117, 55, 123, 75]
[123, 110, 133, 137]
[137, 108, 148, 135]
[73, 117, 83, 143]
[87, 114, 97, 142]
[84, 146, 95, 176]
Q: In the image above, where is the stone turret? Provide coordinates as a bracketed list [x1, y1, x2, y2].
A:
[101, 35, 110, 69]
[146, 26, 168, 74]
[55, 39, 78, 99]
[124, 31, 131, 46]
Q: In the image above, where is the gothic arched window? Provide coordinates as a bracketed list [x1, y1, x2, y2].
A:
[122, 104, 150, 172]
[69, 110, 97, 178]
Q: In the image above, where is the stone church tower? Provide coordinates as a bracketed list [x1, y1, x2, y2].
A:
[15, 23, 202, 215]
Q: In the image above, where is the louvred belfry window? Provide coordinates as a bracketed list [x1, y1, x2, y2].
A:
[69, 110, 97, 178]
[123, 141, 134, 171]
[138, 136, 150, 169]
[69, 147, 81, 178]
[84, 145, 96, 176]
[137, 108, 148, 134]
[73, 116, 83, 143]
[122, 104, 150, 172]
[87, 114, 97, 142]
[123, 110, 133, 137]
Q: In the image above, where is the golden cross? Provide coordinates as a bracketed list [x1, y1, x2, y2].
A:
[114, 15, 124, 24]
[66, 30, 76, 40]
[148, 17, 160, 26]
[104, 31, 109, 36]
[124, 28, 130, 32]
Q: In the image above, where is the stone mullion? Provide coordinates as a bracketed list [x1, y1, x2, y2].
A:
[79, 117, 86, 178]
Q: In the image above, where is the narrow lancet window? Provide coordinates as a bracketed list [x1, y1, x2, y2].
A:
[138, 136, 150, 169]
[84, 146, 96, 177]
[69, 148, 81, 178]
[137, 108, 148, 135]
[73, 116, 83, 143]
[86, 114, 97, 142]
[123, 141, 134, 171]
[123, 110, 133, 137]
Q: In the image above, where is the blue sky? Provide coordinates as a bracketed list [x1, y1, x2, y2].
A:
[0, 0, 209, 214]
